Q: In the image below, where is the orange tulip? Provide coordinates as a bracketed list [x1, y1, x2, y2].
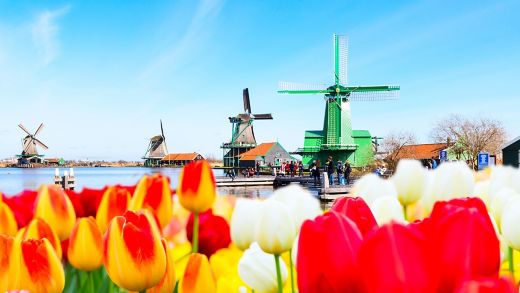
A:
[103, 210, 166, 291]
[0, 202, 18, 236]
[68, 217, 103, 271]
[147, 239, 176, 293]
[34, 185, 76, 240]
[177, 160, 216, 213]
[96, 185, 131, 232]
[182, 253, 216, 293]
[0, 234, 17, 292]
[18, 238, 65, 293]
[17, 218, 62, 259]
[130, 174, 173, 228]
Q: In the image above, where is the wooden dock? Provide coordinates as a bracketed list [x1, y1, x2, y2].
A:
[216, 176, 275, 187]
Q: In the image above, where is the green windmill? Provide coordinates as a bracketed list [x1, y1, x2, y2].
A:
[278, 34, 400, 167]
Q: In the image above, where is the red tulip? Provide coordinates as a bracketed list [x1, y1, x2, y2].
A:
[65, 187, 107, 218]
[454, 277, 517, 293]
[2, 190, 37, 228]
[358, 222, 435, 293]
[428, 198, 500, 292]
[297, 211, 363, 293]
[331, 196, 378, 237]
[186, 209, 231, 257]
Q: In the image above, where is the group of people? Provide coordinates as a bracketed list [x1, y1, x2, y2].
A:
[278, 161, 304, 177]
[324, 156, 352, 186]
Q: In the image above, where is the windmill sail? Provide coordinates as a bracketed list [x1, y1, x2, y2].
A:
[18, 123, 48, 156]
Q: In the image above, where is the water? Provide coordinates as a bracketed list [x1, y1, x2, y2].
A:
[0, 167, 274, 197]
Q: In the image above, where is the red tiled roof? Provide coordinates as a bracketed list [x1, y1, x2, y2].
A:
[395, 143, 448, 160]
[239, 142, 275, 160]
[162, 153, 202, 161]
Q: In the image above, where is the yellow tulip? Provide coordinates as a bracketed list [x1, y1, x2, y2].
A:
[17, 238, 65, 293]
[130, 174, 173, 228]
[0, 202, 18, 236]
[177, 160, 216, 213]
[103, 210, 166, 292]
[0, 234, 17, 292]
[34, 185, 76, 240]
[68, 217, 103, 271]
[147, 239, 177, 293]
[17, 218, 62, 259]
[182, 253, 217, 293]
[96, 185, 131, 233]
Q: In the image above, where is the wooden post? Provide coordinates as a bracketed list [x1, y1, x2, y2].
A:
[54, 168, 61, 186]
[68, 168, 75, 190]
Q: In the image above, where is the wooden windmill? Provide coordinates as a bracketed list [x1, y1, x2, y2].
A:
[142, 120, 169, 167]
[17, 123, 48, 167]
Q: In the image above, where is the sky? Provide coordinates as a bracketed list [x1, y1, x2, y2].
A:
[0, 0, 519, 161]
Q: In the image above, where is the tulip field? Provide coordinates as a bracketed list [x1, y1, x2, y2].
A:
[1, 159, 520, 292]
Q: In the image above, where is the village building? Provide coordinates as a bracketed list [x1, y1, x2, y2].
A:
[394, 143, 448, 167]
[45, 158, 66, 166]
[237, 142, 293, 168]
[162, 153, 204, 166]
[502, 136, 520, 168]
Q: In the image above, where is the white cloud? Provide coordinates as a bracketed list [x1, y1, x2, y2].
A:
[31, 5, 70, 65]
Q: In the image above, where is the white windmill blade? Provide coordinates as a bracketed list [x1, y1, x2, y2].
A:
[278, 81, 328, 92]
[334, 34, 348, 86]
[34, 123, 45, 137]
[348, 90, 399, 102]
[34, 138, 49, 150]
[18, 124, 32, 136]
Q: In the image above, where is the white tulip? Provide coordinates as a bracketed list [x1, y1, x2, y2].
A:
[238, 242, 288, 293]
[231, 198, 263, 250]
[473, 180, 492, 207]
[270, 184, 322, 232]
[351, 173, 397, 205]
[369, 196, 405, 225]
[255, 199, 296, 255]
[291, 234, 299, 267]
[490, 188, 520, 229]
[500, 197, 520, 251]
[488, 166, 517, 199]
[391, 159, 427, 206]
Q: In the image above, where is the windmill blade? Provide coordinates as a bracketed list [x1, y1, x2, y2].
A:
[160, 120, 169, 155]
[18, 124, 32, 136]
[334, 34, 348, 86]
[243, 88, 252, 114]
[34, 138, 49, 150]
[34, 123, 45, 136]
[251, 113, 273, 120]
[348, 89, 399, 101]
[278, 81, 331, 94]
[160, 120, 165, 138]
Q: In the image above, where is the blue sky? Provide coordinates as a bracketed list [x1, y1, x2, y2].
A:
[0, 0, 519, 160]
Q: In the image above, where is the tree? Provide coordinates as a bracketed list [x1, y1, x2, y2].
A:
[430, 114, 507, 170]
[381, 131, 417, 170]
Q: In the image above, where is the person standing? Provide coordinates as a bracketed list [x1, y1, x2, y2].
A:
[255, 161, 260, 177]
[344, 161, 351, 185]
[289, 161, 295, 177]
[298, 161, 304, 177]
[326, 156, 334, 186]
[336, 160, 344, 185]
[431, 157, 438, 169]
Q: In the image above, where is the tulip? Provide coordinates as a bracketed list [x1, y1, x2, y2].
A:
[177, 160, 216, 213]
[68, 217, 103, 271]
[270, 184, 322, 232]
[147, 239, 176, 293]
[103, 210, 167, 291]
[500, 197, 520, 276]
[2, 190, 38, 228]
[186, 209, 231, 257]
[488, 166, 517, 199]
[490, 188, 520, 229]
[429, 201, 500, 292]
[182, 253, 216, 293]
[454, 276, 517, 293]
[331, 196, 378, 237]
[18, 218, 62, 259]
[210, 246, 243, 281]
[18, 238, 65, 293]
[473, 180, 492, 207]
[351, 173, 398, 205]
[0, 202, 18, 236]
[297, 211, 363, 292]
[130, 174, 173, 228]
[358, 223, 435, 293]
[34, 185, 76, 240]
[65, 187, 106, 218]
[391, 159, 427, 206]
[0, 235, 17, 292]
[255, 199, 296, 255]
[370, 196, 405, 225]
[230, 198, 263, 250]
[238, 242, 288, 293]
[96, 185, 131, 232]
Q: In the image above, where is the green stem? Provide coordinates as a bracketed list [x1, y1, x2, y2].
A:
[192, 212, 199, 253]
[403, 204, 408, 221]
[508, 246, 515, 278]
[88, 271, 95, 293]
[274, 254, 283, 293]
[289, 249, 295, 293]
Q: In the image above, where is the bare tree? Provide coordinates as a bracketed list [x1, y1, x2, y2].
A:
[430, 114, 507, 170]
[382, 131, 417, 170]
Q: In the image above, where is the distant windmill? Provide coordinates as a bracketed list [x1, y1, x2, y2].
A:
[17, 123, 48, 166]
[142, 120, 169, 167]
[221, 88, 273, 167]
